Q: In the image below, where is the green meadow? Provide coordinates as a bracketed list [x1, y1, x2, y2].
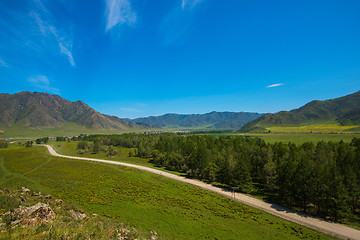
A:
[266, 123, 360, 134]
[199, 132, 360, 144]
[0, 146, 335, 239]
[241, 133, 360, 144]
[51, 141, 154, 168]
[0, 123, 155, 139]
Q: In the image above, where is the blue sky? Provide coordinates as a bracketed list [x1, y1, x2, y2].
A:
[1, 0, 359, 118]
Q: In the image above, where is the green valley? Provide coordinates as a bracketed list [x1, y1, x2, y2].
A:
[0, 146, 334, 239]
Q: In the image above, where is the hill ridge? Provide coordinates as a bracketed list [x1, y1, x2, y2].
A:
[239, 91, 360, 132]
[0, 91, 144, 130]
[132, 111, 263, 130]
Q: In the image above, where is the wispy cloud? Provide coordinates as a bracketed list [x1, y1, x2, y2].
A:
[30, 2, 76, 67]
[27, 75, 60, 94]
[0, 58, 9, 68]
[181, 0, 204, 10]
[267, 83, 284, 88]
[160, 0, 206, 45]
[0, 0, 76, 68]
[138, 103, 148, 107]
[105, 0, 136, 32]
[59, 43, 75, 67]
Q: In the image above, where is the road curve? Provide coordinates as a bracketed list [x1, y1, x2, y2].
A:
[44, 145, 360, 240]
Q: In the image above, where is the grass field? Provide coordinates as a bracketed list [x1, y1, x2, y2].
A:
[266, 124, 360, 134]
[0, 146, 335, 239]
[50, 141, 166, 172]
[50, 139, 360, 230]
[0, 122, 156, 139]
[0, 187, 146, 239]
[200, 132, 360, 144]
[243, 133, 360, 144]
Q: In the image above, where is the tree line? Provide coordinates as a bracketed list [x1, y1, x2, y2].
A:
[74, 134, 360, 222]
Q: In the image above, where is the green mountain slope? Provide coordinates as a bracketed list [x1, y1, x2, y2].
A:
[240, 91, 360, 133]
[132, 111, 263, 130]
[0, 91, 144, 131]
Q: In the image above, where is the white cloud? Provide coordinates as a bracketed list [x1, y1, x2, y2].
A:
[160, 0, 206, 45]
[0, 58, 9, 68]
[27, 75, 60, 94]
[105, 0, 136, 32]
[181, 0, 204, 10]
[267, 83, 284, 88]
[31, 11, 47, 36]
[30, 2, 75, 67]
[59, 43, 75, 67]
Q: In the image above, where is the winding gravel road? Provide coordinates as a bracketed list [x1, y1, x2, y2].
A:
[44, 145, 360, 240]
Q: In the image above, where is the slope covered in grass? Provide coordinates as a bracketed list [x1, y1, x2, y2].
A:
[240, 91, 360, 133]
[0, 147, 334, 239]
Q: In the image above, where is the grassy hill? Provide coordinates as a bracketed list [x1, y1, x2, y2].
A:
[240, 91, 360, 133]
[0, 92, 147, 137]
[132, 111, 263, 130]
[0, 146, 334, 239]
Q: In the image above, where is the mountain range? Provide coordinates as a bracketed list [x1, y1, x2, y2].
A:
[0, 92, 263, 132]
[131, 112, 264, 130]
[0, 91, 143, 130]
[1, 91, 359, 135]
[240, 91, 360, 132]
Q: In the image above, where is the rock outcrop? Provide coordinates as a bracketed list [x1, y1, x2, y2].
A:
[5, 203, 55, 226]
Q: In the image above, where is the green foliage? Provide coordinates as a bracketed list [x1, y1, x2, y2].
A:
[76, 141, 91, 154]
[56, 136, 66, 142]
[0, 188, 144, 239]
[106, 145, 118, 156]
[35, 137, 49, 144]
[0, 193, 20, 212]
[75, 133, 360, 225]
[92, 141, 100, 154]
[25, 141, 33, 147]
[77, 141, 89, 150]
[0, 147, 335, 239]
[0, 141, 8, 148]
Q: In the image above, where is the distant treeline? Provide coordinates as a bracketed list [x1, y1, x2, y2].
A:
[75, 134, 360, 222]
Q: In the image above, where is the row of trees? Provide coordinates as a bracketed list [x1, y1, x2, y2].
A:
[35, 137, 49, 144]
[76, 141, 119, 156]
[76, 134, 360, 222]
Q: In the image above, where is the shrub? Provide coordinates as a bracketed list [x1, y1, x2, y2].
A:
[0, 141, 8, 148]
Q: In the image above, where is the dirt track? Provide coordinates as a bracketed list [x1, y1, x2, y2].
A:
[44, 145, 360, 240]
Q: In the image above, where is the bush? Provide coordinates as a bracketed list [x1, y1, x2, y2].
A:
[106, 145, 118, 156]
[0, 141, 8, 148]
[77, 141, 89, 150]
[35, 137, 49, 144]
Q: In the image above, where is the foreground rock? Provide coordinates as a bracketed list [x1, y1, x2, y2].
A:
[6, 203, 55, 226]
[69, 210, 87, 220]
[0, 188, 152, 239]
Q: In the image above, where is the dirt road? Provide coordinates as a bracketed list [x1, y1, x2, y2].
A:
[44, 145, 360, 240]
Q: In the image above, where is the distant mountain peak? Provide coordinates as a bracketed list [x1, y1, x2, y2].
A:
[131, 111, 263, 130]
[0, 91, 146, 130]
[239, 91, 360, 132]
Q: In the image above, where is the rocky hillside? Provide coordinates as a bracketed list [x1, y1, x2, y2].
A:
[132, 111, 263, 130]
[0, 187, 158, 239]
[240, 91, 360, 132]
[0, 92, 143, 130]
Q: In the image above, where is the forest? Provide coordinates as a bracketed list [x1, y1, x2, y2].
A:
[72, 133, 360, 223]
